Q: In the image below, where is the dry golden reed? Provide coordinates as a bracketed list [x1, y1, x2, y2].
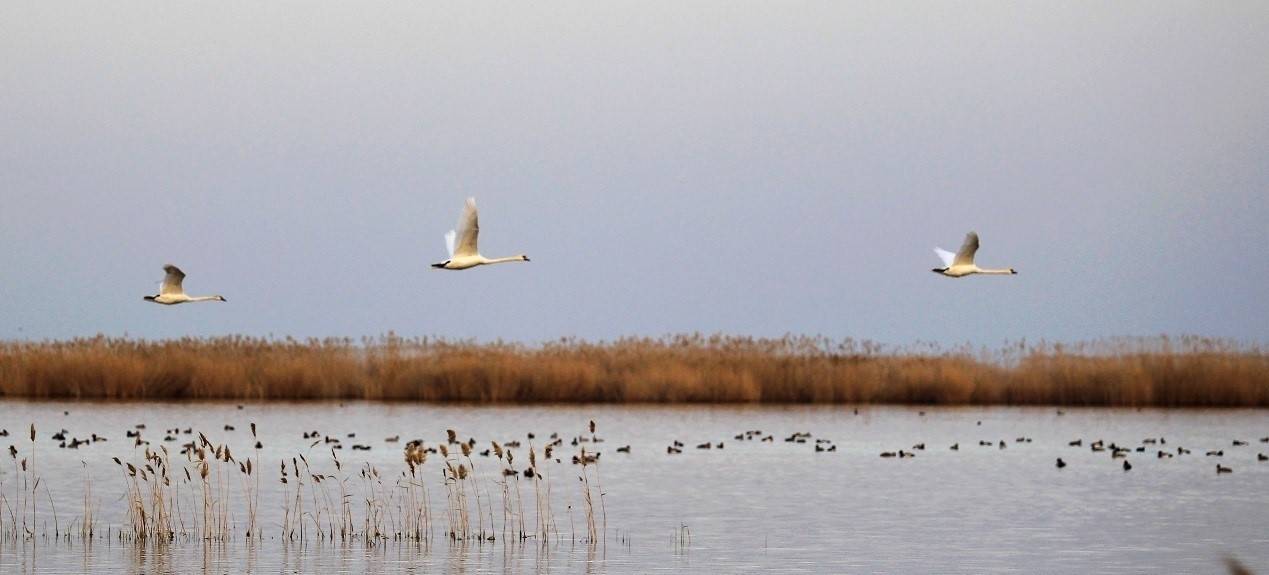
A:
[0, 334, 1265, 407]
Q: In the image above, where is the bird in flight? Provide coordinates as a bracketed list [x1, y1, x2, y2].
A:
[432, 197, 530, 270]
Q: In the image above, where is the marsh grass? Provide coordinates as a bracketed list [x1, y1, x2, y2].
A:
[0, 422, 592, 545]
[0, 334, 1265, 406]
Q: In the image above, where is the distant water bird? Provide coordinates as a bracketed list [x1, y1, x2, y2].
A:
[932, 232, 1017, 277]
[1226, 556, 1255, 575]
[1232, 440, 1248, 446]
[144, 265, 227, 305]
[950, 443, 959, 450]
[1123, 460, 1132, 471]
[431, 197, 530, 270]
[1216, 464, 1232, 474]
[1056, 458, 1066, 469]
[1258, 453, 1267, 462]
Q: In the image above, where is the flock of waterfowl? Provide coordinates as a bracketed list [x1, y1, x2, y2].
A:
[142, 197, 1015, 305]
[9, 413, 1265, 477]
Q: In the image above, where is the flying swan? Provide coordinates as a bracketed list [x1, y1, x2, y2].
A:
[432, 197, 530, 270]
[932, 232, 1017, 277]
[143, 264, 227, 304]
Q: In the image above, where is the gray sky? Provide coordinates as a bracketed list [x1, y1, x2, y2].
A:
[2, 2, 1267, 347]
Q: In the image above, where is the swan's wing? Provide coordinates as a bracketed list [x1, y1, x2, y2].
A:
[444, 230, 456, 258]
[954, 231, 979, 266]
[160, 264, 186, 295]
[934, 248, 956, 268]
[453, 197, 479, 257]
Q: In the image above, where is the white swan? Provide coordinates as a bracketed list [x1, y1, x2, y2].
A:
[431, 197, 529, 270]
[932, 232, 1017, 277]
[143, 265, 227, 304]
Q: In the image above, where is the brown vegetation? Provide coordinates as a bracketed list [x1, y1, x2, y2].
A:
[0, 334, 1266, 406]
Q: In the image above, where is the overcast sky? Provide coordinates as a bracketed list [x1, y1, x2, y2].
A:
[1, 2, 1266, 347]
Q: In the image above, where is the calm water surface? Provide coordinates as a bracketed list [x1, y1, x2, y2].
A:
[0, 401, 1265, 574]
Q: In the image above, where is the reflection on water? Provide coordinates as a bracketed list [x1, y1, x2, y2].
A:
[0, 401, 1267, 573]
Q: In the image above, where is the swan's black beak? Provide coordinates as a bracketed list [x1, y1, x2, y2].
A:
[523, 256, 531, 262]
[1010, 268, 1018, 274]
[143, 295, 156, 302]
[431, 262, 448, 269]
[931, 268, 946, 274]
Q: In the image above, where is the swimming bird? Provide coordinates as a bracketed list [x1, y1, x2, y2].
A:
[431, 197, 530, 270]
[1056, 458, 1066, 468]
[144, 265, 227, 305]
[932, 232, 1017, 277]
[1123, 460, 1132, 471]
[1216, 464, 1232, 474]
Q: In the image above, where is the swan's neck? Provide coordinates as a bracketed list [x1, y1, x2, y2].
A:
[483, 255, 528, 265]
[189, 295, 227, 302]
[976, 267, 1016, 275]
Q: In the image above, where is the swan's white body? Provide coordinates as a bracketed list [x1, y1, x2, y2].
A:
[432, 198, 529, 270]
[932, 232, 1016, 278]
[144, 265, 227, 305]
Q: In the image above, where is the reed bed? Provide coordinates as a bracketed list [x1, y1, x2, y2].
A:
[0, 334, 1266, 407]
[0, 423, 602, 546]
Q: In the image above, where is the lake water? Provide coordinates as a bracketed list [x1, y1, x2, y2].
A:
[0, 401, 1265, 573]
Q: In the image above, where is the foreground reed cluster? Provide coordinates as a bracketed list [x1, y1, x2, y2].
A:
[0, 421, 607, 545]
[0, 334, 1266, 406]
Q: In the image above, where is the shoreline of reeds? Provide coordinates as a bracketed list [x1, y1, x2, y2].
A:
[1, 334, 1266, 407]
